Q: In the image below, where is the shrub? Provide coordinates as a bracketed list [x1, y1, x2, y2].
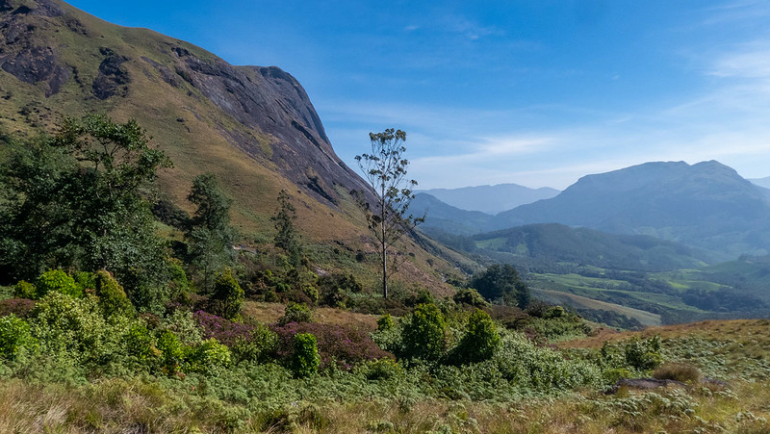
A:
[377, 314, 394, 331]
[451, 309, 501, 364]
[166, 258, 191, 298]
[156, 330, 184, 373]
[291, 333, 320, 378]
[279, 302, 313, 326]
[210, 268, 244, 320]
[193, 311, 254, 347]
[0, 298, 36, 319]
[94, 270, 133, 318]
[188, 338, 232, 372]
[401, 303, 447, 361]
[73, 271, 96, 293]
[160, 310, 203, 346]
[453, 288, 488, 308]
[624, 336, 663, 371]
[360, 357, 403, 381]
[231, 322, 279, 363]
[653, 363, 701, 383]
[274, 322, 392, 370]
[36, 270, 82, 299]
[30, 292, 109, 361]
[13, 280, 36, 299]
[124, 324, 159, 361]
[301, 283, 319, 304]
[0, 315, 33, 360]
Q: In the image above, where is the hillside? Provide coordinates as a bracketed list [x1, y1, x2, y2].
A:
[492, 161, 770, 258]
[411, 193, 493, 235]
[473, 223, 717, 272]
[418, 183, 559, 215]
[0, 0, 470, 292]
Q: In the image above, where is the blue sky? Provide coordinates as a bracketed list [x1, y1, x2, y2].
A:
[67, 0, 770, 189]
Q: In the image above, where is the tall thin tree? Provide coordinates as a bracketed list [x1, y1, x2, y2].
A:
[355, 128, 423, 298]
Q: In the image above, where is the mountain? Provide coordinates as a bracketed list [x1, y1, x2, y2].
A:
[750, 176, 770, 189]
[472, 223, 717, 272]
[491, 161, 770, 258]
[418, 183, 559, 215]
[411, 193, 493, 235]
[0, 0, 469, 293]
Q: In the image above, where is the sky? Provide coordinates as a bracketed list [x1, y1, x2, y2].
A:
[66, 0, 770, 190]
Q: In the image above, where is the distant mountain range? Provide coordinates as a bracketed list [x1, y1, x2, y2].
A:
[750, 176, 770, 189]
[417, 184, 559, 215]
[418, 161, 770, 259]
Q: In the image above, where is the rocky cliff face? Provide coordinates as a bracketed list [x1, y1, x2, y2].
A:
[0, 0, 369, 208]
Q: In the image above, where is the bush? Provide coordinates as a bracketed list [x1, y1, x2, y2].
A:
[124, 324, 159, 361]
[451, 309, 501, 364]
[29, 292, 109, 361]
[156, 330, 184, 373]
[166, 258, 191, 297]
[274, 322, 392, 370]
[231, 322, 279, 363]
[453, 288, 488, 308]
[0, 314, 33, 360]
[377, 314, 394, 331]
[624, 336, 663, 371]
[291, 333, 320, 378]
[94, 270, 133, 318]
[0, 298, 36, 319]
[401, 303, 447, 361]
[210, 268, 244, 320]
[279, 302, 313, 326]
[188, 338, 232, 372]
[36, 270, 82, 299]
[653, 363, 701, 383]
[194, 311, 254, 347]
[13, 280, 36, 299]
[360, 357, 403, 381]
[160, 309, 203, 346]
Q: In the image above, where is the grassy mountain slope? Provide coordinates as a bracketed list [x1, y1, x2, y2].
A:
[0, 0, 472, 293]
[411, 193, 493, 235]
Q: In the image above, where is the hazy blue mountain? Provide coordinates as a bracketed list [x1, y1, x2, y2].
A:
[411, 193, 493, 235]
[491, 161, 770, 258]
[418, 183, 559, 215]
[472, 223, 719, 272]
[750, 176, 770, 189]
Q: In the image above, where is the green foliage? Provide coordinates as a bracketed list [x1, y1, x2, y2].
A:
[159, 310, 202, 346]
[451, 309, 501, 365]
[29, 292, 112, 362]
[188, 338, 232, 373]
[231, 323, 279, 363]
[624, 335, 663, 371]
[377, 314, 394, 331]
[210, 267, 244, 320]
[165, 257, 190, 298]
[124, 324, 158, 361]
[272, 190, 303, 268]
[470, 264, 531, 308]
[354, 128, 423, 299]
[279, 302, 313, 326]
[186, 173, 236, 292]
[156, 330, 184, 373]
[401, 303, 446, 361]
[0, 115, 172, 309]
[13, 280, 35, 299]
[36, 270, 82, 299]
[94, 270, 133, 318]
[360, 357, 403, 381]
[291, 333, 320, 378]
[0, 314, 33, 360]
[453, 288, 488, 308]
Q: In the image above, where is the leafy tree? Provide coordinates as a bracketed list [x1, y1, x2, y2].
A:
[185, 173, 236, 292]
[451, 309, 501, 364]
[0, 115, 172, 307]
[354, 128, 423, 298]
[210, 267, 244, 320]
[470, 264, 531, 308]
[401, 303, 446, 361]
[272, 189, 302, 268]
